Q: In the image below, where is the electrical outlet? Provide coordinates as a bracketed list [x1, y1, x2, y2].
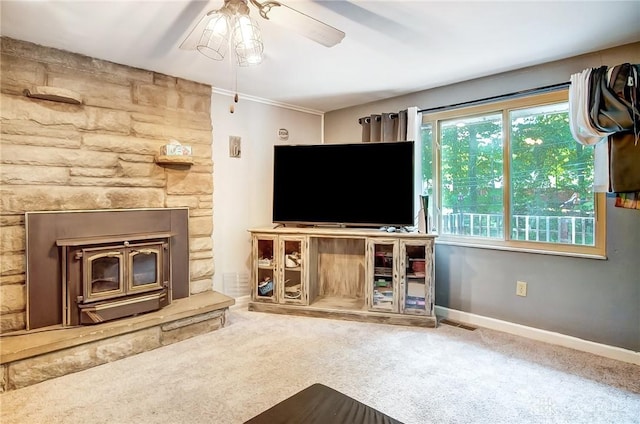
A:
[516, 280, 528, 297]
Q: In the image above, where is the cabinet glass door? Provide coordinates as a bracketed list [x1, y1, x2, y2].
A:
[280, 237, 305, 304]
[401, 241, 430, 314]
[254, 236, 277, 302]
[368, 240, 398, 312]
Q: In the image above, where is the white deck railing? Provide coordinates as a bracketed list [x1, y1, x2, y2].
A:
[442, 213, 595, 245]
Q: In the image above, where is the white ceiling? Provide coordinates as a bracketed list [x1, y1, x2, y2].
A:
[2, 1, 639, 113]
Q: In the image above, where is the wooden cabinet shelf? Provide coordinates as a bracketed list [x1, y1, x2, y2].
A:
[249, 227, 437, 327]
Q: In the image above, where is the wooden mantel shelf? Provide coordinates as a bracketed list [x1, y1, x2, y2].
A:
[155, 155, 194, 166]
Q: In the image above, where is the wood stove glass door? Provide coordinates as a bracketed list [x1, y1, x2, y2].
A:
[83, 248, 126, 302]
[127, 242, 164, 294]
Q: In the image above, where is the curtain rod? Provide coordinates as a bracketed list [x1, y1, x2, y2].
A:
[358, 112, 399, 124]
[418, 82, 570, 114]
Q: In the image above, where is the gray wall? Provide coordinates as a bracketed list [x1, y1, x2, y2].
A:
[324, 42, 640, 352]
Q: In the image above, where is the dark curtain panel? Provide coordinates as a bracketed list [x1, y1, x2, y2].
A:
[359, 110, 408, 142]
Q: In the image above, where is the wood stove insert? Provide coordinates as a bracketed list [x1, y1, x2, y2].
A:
[57, 233, 172, 325]
[25, 208, 190, 330]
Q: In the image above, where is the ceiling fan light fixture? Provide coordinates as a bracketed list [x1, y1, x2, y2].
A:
[233, 15, 264, 66]
[193, 2, 263, 65]
[181, 0, 346, 55]
[196, 13, 230, 61]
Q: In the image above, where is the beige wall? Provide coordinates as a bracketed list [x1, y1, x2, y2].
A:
[211, 92, 323, 292]
[0, 37, 214, 332]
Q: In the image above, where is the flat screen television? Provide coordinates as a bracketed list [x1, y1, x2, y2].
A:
[273, 141, 415, 227]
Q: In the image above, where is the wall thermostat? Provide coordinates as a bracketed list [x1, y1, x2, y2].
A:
[278, 128, 289, 140]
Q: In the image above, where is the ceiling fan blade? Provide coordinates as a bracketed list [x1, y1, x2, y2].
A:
[265, 3, 345, 47]
[179, 11, 213, 50]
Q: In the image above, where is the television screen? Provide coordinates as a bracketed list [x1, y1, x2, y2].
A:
[273, 141, 415, 227]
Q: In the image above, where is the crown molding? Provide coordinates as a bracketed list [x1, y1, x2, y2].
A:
[212, 88, 324, 116]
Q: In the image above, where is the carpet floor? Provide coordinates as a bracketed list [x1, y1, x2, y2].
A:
[1, 309, 639, 424]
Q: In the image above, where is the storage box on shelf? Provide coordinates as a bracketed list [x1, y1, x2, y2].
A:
[249, 227, 437, 327]
[154, 140, 194, 166]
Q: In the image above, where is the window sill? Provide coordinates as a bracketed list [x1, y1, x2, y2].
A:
[434, 238, 607, 260]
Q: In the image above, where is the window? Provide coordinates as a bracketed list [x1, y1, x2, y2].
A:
[421, 90, 605, 257]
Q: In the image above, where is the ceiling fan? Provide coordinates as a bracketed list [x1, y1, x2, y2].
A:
[180, 0, 345, 64]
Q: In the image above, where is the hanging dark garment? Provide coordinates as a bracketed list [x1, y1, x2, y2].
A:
[590, 63, 640, 133]
[609, 131, 640, 193]
[585, 63, 640, 193]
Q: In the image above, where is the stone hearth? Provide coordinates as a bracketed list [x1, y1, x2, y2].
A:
[1, 291, 234, 391]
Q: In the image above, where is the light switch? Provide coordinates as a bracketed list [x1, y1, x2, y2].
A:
[229, 136, 241, 158]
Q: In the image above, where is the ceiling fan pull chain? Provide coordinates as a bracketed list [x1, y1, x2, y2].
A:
[230, 56, 239, 114]
[229, 45, 236, 113]
[234, 57, 239, 105]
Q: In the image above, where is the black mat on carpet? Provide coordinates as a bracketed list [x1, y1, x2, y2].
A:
[244, 383, 403, 424]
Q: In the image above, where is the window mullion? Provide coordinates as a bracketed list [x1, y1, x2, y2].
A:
[434, 120, 442, 235]
[503, 109, 511, 242]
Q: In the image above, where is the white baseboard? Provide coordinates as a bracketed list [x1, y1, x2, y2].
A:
[229, 295, 250, 310]
[435, 306, 639, 366]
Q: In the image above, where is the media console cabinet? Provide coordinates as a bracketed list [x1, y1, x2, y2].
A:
[248, 227, 437, 327]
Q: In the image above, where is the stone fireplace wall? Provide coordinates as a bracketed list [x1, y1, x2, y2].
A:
[0, 37, 215, 333]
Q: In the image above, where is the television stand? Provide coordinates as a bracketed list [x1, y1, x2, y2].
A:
[248, 227, 437, 327]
